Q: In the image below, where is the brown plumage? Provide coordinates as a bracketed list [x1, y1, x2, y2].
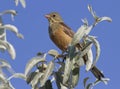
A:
[45, 12, 104, 80]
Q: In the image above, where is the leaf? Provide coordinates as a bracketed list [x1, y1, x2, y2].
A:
[30, 72, 44, 88]
[88, 5, 112, 27]
[0, 10, 17, 16]
[26, 71, 37, 84]
[0, 24, 24, 39]
[86, 83, 93, 89]
[100, 77, 110, 85]
[83, 77, 89, 88]
[71, 67, 80, 87]
[68, 45, 76, 60]
[48, 49, 59, 57]
[20, 0, 26, 8]
[25, 54, 46, 76]
[78, 42, 92, 58]
[40, 80, 53, 89]
[62, 57, 73, 85]
[0, 59, 11, 69]
[0, 10, 17, 21]
[7, 73, 26, 81]
[7, 42, 16, 60]
[84, 25, 93, 35]
[0, 59, 15, 74]
[88, 5, 98, 20]
[0, 72, 7, 83]
[14, 0, 19, 6]
[71, 25, 87, 46]
[0, 40, 16, 59]
[87, 36, 100, 68]
[0, 17, 6, 41]
[86, 48, 93, 71]
[40, 61, 54, 87]
[54, 72, 63, 89]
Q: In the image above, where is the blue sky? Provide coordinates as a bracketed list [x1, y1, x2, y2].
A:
[0, 0, 119, 89]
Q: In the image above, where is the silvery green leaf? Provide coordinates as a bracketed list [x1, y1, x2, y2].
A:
[26, 71, 37, 84]
[0, 33, 6, 41]
[40, 61, 54, 87]
[0, 24, 24, 39]
[0, 17, 6, 41]
[88, 5, 98, 20]
[78, 42, 92, 58]
[100, 77, 110, 85]
[0, 40, 16, 59]
[30, 72, 44, 88]
[0, 84, 11, 89]
[87, 36, 100, 68]
[71, 67, 80, 87]
[7, 73, 26, 81]
[71, 25, 87, 46]
[0, 45, 6, 52]
[98, 17, 112, 22]
[81, 18, 88, 26]
[0, 10, 17, 16]
[25, 54, 46, 76]
[0, 10, 17, 21]
[85, 25, 93, 35]
[54, 72, 63, 89]
[86, 49, 93, 71]
[0, 59, 12, 69]
[0, 72, 7, 83]
[39, 80, 53, 89]
[63, 57, 73, 85]
[48, 49, 59, 57]
[86, 83, 93, 89]
[7, 42, 16, 60]
[14, 0, 19, 6]
[57, 62, 65, 73]
[68, 45, 76, 60]
[20, 0, 26, 8]
[83, 77, 89, 88]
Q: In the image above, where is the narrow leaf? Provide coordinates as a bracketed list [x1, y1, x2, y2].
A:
[0, 40, 16, 59]
[0, 10, 17, 16]
[25, 54, 46, 76]
[86, 49, 93, 71]
[40, 61, 54, 87]
[20, 0, 26, 8]
[71, 67, 80, 87]
[7, 42, 16, 60]
[0, 59, 11, 69]
[62, 57, 73, 85]
[0, 24, 24, 39]
[87, 36, 100, 68]
[48, 49, 59, 57]
[31, 72, 44, 88]
[71, 25, 87, 46]
[7, 73, 26, 81]
[86, 83, 93, 89]
[97, 17, 112, 23]
[14, 0, 19, 6]
[83, 77, 89, 88]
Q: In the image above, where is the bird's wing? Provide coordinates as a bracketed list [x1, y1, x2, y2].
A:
[60, 22, 74, 38]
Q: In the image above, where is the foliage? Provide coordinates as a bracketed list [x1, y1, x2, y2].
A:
[0, 1, 112, 89]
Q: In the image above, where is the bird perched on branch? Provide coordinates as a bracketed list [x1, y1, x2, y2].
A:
[45, 12, 104, 80]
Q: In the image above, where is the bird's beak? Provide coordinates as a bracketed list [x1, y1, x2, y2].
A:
[45, 14, 50, 19]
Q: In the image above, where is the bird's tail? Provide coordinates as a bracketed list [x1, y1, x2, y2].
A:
[90, 66, 104, 80]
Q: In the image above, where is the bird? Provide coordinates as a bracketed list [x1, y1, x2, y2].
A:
[45, 12, 104, 80]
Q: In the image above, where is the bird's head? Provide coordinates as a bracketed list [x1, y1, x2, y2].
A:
[45, 12, 63, 25]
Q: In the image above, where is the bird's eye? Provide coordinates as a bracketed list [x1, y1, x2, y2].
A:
[52, 14, 56, 17]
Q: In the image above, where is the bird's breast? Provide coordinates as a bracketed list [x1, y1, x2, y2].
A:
[49, 27, 72, 51]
